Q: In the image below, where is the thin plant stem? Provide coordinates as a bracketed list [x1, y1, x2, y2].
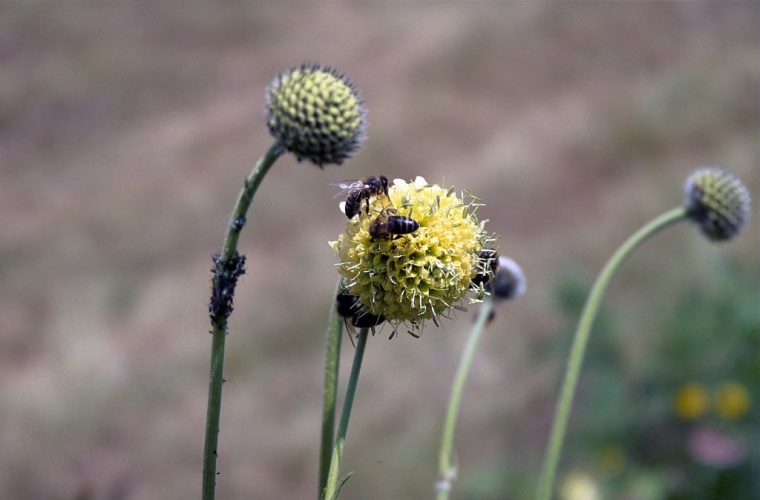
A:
[323, 327, 369, 500]
[318, 278, 345, 496]
[203, 142, 283, 500]
[436, 296, 495, 500]
[536, 206, 688, 500]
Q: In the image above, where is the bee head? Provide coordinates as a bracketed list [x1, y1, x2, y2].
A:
[379, 176, 389, 196]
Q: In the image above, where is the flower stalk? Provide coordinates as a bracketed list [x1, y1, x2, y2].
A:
[203, 142, 284, 500]
[536, 206, 687, 500]
[537, 167, 750, 499]
[437, 295, 495, 500]
[203, 61, 365, 500]
[319, 278, 346, 495]
[323, 328, 370, 500]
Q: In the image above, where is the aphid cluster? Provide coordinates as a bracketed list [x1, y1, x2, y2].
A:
[332, 175, 420, 241]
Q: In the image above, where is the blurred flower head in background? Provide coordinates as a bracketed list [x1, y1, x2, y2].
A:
[674, 383, 710, 420]
[715, 382, 750, 420]
[560, 471, 602, 500]
[684, 167, 751, 242]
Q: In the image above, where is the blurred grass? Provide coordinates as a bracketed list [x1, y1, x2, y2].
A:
[0, 2, 758, 499]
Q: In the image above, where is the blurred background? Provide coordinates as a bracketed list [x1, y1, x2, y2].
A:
[1, 3, 758, 499]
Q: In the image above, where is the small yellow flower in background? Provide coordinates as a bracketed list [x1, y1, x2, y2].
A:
[715, 382, 750, 420]
[674, 383, 710, 420]
[330, 176, 496, 332]
[559, 471, 601, 500]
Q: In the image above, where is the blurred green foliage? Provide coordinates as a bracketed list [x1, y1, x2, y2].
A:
[551, 259, 760, 499]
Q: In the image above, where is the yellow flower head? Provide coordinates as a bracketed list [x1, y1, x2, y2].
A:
[715, 382, 750, 420]
[330, 176, 496, 332]
[674, 383, 710, 420]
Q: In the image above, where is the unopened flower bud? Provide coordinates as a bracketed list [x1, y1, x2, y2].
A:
[684, 167, 751, 242]
[266, 63, 366, 167]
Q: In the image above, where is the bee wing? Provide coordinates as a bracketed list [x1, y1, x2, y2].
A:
[331, 179, 364, 198]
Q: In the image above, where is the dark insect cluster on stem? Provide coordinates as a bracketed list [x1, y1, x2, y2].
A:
[230, 216, 247, 232]
[209, 251, 247, 328]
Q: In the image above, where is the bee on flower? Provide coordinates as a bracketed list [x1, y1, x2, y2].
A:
[330, 176, 499, 334]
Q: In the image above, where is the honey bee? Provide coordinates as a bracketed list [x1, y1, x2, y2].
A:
[332, 175, 389, 219]
[369, 208, 420, 240]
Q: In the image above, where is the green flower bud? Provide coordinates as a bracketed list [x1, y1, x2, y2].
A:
[684, 167, 751, 241]
[266, 62, 366, 167]
[330, 177, 497, 333]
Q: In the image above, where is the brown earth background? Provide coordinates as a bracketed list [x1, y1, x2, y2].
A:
[1, 2, 758, 499]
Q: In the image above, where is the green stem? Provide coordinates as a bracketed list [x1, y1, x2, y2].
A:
[318, 278, 345, 496]
[536, 207, 688, 500]
[202, 142, 283, 500]
[436, 296, 495, 500]
[323, 328, 369, 500]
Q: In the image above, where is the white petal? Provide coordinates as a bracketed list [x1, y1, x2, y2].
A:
[328, 240, 340, 256]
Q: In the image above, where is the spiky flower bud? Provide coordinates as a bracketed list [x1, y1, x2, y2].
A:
[491, 256, 526, 301]
[265, 62, 366, 167]
[684, 167, 751, 242]
[330, 177, 497, 333]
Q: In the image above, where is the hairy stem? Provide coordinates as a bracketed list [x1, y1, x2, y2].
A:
[203, 142, 283, 500]
[536, 207, 687, 500]
[319, 278, 345, 496]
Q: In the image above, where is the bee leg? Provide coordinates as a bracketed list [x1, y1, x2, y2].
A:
[343, 319, 357, 348]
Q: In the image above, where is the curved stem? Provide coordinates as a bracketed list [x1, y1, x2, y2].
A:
[536, 207, 688, 500]
[323, 327, 369, 500]
[318, 278, 345, 496]
[203, 142, 283, 500]
[436, 296, 495, 500]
